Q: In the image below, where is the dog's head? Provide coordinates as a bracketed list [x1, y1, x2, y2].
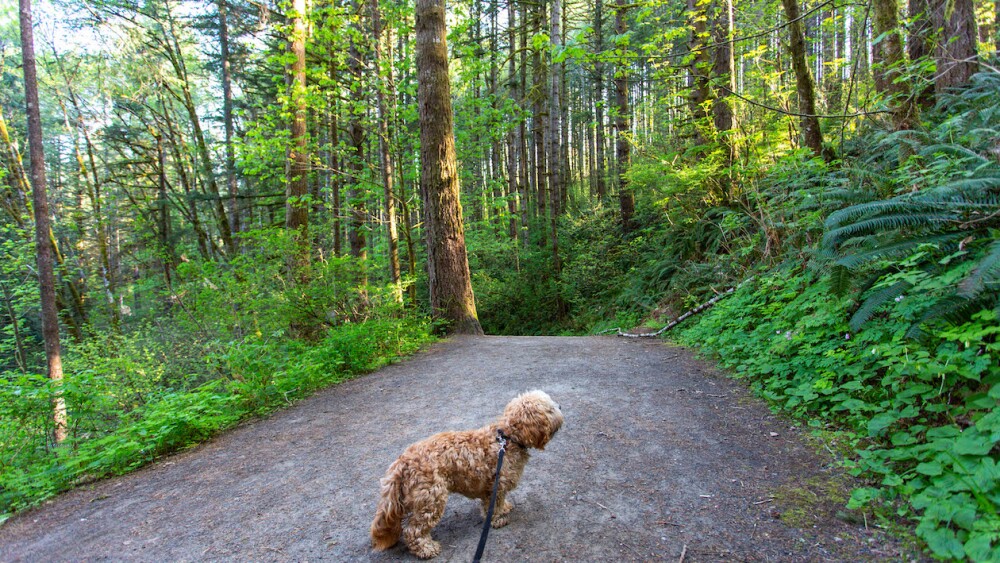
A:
[500, 390, 563, 450]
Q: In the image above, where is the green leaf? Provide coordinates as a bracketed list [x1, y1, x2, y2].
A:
[953, 431, 995, 456]
[927, 426, 962, 439]
[915, 461, 944, 476]
[868, 412, 898, 436]
[921, 527, 966, 559]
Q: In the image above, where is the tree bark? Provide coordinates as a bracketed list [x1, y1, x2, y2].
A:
[780, 0, 825, 158]
[932, 0, 979, 94]
[507, 0, 521, 242]
[415, 0, 483, 335]
[373, 0, 402, 302]
[593, 0, 607, 201]
[347, 0, 368, 278]
[218, 0, 239, 242]
[712, 0, 735, 200]
[872, 0, 915, 132]
[614, 0, 635, 232]
[687, 0, 711, 147]
[549, 0, 564, 273]
[163, 9, 235, 256]
[286, 0, 310, 269]
[19, 0, 68, 443]
[908, 0, 935, 110]
[531, 1, 548, 246]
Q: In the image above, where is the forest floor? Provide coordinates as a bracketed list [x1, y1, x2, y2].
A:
[0, 336, 914, 561]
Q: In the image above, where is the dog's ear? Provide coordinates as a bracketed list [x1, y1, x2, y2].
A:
[503, 397, 554, 450]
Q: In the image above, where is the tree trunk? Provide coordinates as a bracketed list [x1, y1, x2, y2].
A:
[415, 0, 483, 335]
[687, 0, 711, 147]
[872, 0, 915, 132]
[780, 0, 825, 158]
[908, 0, 935, 110]
[347, 0, 368, 279]
[328, 59, 343, 257]
[933, 0, 979, 94]
[373, 0, 402, 303]
[549, 0, 563, 273]
[531, 1, 548, 246]
[712, 0, 735, 200]
[19, 0, 68, 443]
[218, 0, 239, 242]
[614, 0, 634, 232]
[164, 9, 235, 256]
[286, 0, 310, 269]
[593, 0, 607, 201]
[507, 0, 521, 242]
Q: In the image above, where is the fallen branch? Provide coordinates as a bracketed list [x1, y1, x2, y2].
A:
[597, 279, 750, 338]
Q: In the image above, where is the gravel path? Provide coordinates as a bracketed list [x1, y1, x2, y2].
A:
[0, 336, 905, 561]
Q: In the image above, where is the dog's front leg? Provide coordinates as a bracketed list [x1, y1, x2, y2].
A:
[481, 492, 514, 529]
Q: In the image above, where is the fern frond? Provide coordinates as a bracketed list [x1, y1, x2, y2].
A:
[919, 143, 989, 165]
[931, 178, 1000, 197]
[906, 292, 1000, 339]
[823, 213, 957, 248]
[850, 280, 911, 332]
[825, 199, 942, 228]
[958, 239, 1000, 298]
[829, 264, 853, 296]
[834, 233, 966, 270]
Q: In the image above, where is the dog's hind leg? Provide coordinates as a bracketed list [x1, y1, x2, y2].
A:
[402, 481, 448, 559]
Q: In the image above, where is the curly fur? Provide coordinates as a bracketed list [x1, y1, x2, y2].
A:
[370, 390, 563, 559]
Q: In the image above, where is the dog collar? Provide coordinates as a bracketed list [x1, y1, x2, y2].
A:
[497, 429, 526, 450]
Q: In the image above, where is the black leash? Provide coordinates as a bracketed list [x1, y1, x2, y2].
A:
[472, 429, 508, 563]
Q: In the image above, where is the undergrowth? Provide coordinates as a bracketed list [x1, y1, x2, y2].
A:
[677, 267, 999, 560]
[0, 228, 435, 523]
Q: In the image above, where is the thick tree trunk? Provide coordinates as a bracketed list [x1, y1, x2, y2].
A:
[780, 0, 825, 158]
[908, 0, 935, 110]
[614, 0, 634, 232]
[712, 0, 735, 200]
[286, 0, 310, 270]
[19, 0, 68, 443]
[415, 0, 483, 335]
[687, 0, 711, 147]
[872, 0, 915, 132]
[933, 0, 979, 94]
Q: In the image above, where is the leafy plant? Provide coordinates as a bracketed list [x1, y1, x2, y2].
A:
[822, 72, 1000, 337]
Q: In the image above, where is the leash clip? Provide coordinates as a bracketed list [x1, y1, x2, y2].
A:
[496, 429, 508, 453]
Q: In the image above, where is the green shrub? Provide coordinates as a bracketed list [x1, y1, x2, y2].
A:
[679, 269, 1000, 560]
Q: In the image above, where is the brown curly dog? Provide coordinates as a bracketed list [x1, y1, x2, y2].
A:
[370, 390, 564, 559]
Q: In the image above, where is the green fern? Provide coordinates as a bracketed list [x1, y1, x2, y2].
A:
[822, 69, 1000, 335]
[850, 280, 911, 332]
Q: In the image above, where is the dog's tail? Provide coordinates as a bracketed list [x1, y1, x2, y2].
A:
[370, 460, 406, 551]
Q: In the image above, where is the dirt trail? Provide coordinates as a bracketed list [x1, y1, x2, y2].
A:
[0, 336, 904, 561]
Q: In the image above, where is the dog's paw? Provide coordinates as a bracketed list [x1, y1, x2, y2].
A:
[491, 514, 510, 528]
[411, 539, 441, 559]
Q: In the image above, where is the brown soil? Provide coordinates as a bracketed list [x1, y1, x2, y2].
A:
[0, 336, 908, 561]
